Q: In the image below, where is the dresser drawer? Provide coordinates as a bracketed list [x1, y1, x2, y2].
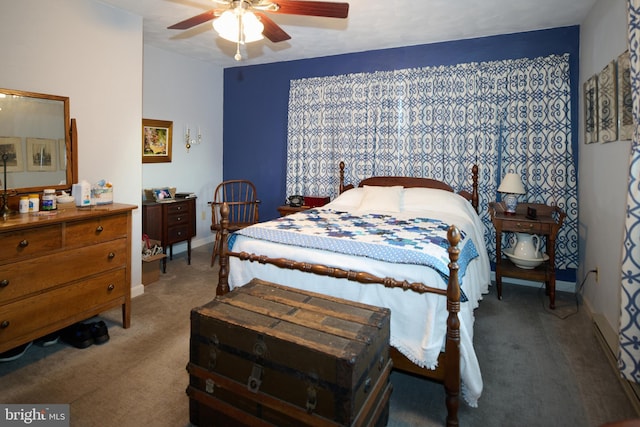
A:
[0, 238, 127, 304]
[65, 213, 129, 247]
[0, 224, 63, 264]
[0, 268, 126, 347]
[167, 224, 190, 244]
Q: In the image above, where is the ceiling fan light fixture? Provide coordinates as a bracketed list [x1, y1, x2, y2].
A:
[213, 9, 264, 44]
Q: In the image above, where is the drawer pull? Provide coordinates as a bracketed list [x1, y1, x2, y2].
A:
[107, 284, 115, 291]
[18, 240, 29, 248]
[0, 320, 9, 329]
[0, 279, 8, 288]
[177, 217, 182, 222]
[96, 225, 104, 233]
[108, 252, 116, 259]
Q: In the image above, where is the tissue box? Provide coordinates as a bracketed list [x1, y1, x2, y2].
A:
[92, 180, 113, 205]
[92, 187, 113, 205]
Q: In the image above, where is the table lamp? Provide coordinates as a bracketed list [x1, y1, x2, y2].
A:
[498, 172, 525, 215]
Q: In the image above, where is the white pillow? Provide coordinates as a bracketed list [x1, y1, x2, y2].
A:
[325, 188, 365, 210]
[357, 185, 403, 212]
[402, 187, 471, 215]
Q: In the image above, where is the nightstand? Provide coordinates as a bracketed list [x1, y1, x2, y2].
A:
[489, 202, 566, 309]
[277, 205, 310, 216]
[142, 198, 197, 273]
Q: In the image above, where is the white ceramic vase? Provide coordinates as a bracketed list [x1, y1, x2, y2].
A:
[512, 232, 541, 259]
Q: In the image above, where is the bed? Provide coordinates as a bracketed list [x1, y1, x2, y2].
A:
[216, 162, 490, 426]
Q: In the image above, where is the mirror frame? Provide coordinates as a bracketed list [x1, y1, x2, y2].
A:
[0, 88, 77, 196]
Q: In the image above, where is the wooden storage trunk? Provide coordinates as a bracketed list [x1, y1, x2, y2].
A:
[187, 278, 392, 427]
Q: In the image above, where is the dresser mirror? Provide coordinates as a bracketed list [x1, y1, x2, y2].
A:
[0, 88, 77, 195]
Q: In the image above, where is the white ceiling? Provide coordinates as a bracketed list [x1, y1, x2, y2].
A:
[97, 0, 596, 68]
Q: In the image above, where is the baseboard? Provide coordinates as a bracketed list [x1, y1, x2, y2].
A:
[592, 314, 640, 416]
[490, 272, 575, 293]
[168, 236, 215, 255]
[131, 283, 145, 298]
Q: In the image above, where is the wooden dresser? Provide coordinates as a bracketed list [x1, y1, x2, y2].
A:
[0, 203, 136, 353]
[142, 198, 196, 273]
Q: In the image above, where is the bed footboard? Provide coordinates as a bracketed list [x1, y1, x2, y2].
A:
[216, 203, 463, 426]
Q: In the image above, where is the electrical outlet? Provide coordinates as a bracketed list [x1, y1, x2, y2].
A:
[201, 211, 206, 221]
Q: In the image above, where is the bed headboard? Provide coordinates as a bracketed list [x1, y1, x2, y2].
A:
[338, 161, 479, 213]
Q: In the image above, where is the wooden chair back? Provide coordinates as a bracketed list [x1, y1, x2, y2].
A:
[210, 180, 260, 265]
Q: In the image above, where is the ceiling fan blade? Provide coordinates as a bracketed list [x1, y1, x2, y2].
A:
[167, 10, 217, 30]
[270, 1, 349, 19]
[255, 12, 291, 42]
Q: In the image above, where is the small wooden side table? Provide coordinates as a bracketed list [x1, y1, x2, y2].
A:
[277, 205, 310, 216]
[142, 197, 197, 273]
[489, 202, 566, 309]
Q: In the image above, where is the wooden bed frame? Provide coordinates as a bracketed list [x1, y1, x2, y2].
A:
[217, 162, 480, 427]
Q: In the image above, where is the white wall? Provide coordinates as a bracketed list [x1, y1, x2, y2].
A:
[579, 0, 631, 349]
[1, 0, 144, 293]
[1, 0, 224, 297]
[142, 45, 223, 252]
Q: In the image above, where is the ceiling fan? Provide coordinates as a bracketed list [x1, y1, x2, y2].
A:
[168, 0, 349, 60]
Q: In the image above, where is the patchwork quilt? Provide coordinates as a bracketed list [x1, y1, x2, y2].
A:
[232, 208, 478, 300]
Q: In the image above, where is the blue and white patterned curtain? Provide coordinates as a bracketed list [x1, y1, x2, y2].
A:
[286, 54, 577, 269]
[619, 0, 640, 384]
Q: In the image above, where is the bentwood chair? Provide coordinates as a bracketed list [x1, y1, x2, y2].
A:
[210, 180, 260, 266]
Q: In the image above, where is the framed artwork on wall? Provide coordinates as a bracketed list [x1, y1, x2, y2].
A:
[142, 119, 173, 163]
[597, 60, 618, 143]
[583, 76, 598, 144]
[0, 137, 24, 172]
[26, 138, 57, 172]
[618, 50, 633, 141]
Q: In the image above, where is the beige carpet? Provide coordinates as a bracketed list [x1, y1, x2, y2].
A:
[0, 245, 637, 426]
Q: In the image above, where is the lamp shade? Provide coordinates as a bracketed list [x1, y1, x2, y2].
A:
[213, 9, 264, 43]
[498, 173, 525, 194]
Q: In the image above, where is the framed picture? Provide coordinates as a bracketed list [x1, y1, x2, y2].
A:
[26, 138, 57, 172]
[618, 50, 633, 141]
[583, 76, 598, 144]
[152, 187, 175, 203]
[0, 137, 24, 172]
[597, 60, 618, 143]
[142, 119, 172, 163]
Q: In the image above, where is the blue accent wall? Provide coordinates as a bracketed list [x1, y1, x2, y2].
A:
[223, 26, 580, 225]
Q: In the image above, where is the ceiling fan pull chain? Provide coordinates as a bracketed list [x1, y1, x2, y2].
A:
[235, 9, 243, 61]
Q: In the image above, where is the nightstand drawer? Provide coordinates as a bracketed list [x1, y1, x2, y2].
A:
[167, 202, 191, 216]
[168, 212, 191, 227]
[167, 224, 190, 243]
[501, 220, 551, 234]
